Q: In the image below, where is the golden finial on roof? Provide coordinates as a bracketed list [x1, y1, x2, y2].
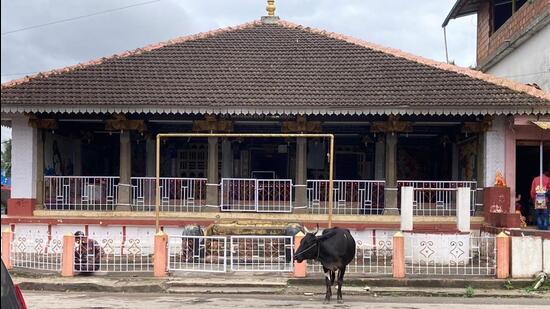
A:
[266, 0, 276, 16]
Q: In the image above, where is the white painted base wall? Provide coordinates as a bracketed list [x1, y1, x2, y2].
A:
[404, 233, 471, 265]
[511, 236, 543, 278]
[544, 239, 550, 273]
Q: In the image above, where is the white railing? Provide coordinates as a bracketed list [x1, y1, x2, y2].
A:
[167, 235, 227, 272]
[221, 178, 293, 213]
[308, 239, 393, 275]
[74, 235, 153, 272]
[404, 232, 496, 276]
[398, 181, 478, 216]
[131, 177, 207, 212]
[10, 233, 62, 271]
[44, 176, 119, 211]
[230, 236, 294, 272]
[307, 180, 385, 215]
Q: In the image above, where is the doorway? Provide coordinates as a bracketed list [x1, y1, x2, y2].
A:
[516, 141, 550, 225]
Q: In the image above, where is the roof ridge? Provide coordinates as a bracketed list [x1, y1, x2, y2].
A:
[1, 19, 262, 89]
[275, 19, 550, 102]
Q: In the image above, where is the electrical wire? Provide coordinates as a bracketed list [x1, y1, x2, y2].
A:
[1, 0, 161, 36]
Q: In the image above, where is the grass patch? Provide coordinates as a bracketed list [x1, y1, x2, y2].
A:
[465, 286, 475, 298]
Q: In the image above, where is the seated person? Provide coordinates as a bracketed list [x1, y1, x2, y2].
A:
[74, 231, 103, 272]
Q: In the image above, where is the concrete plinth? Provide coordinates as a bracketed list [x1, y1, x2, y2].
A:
[400, 186, 413, 231]
[456, 187, 471, 232]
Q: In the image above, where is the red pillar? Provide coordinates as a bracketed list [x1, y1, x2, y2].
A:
[393, 232, 405, 278]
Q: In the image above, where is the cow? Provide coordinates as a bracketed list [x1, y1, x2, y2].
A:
[293, 225, 356, 304]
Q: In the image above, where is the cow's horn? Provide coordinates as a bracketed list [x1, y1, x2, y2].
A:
[314, 224, 319, 235]
[303, 225, 311, 234]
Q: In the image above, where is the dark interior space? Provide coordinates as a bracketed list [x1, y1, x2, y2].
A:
[397, 135, 453, 181]
[81, 133, 120, 176]
[516, 142, 550, 224]
[493, 0, 528, 32]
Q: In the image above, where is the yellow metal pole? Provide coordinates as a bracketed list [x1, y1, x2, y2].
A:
[157, 133, 333, 139]
[327, 135, 335, 228]
[155, 134, 161, 233]
[153, 132, 336, 230]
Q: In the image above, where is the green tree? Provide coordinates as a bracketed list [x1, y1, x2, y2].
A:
[1, 139, 11, 178]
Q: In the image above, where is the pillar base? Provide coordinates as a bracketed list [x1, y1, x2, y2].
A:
[383, 208, 400, 216]
[206, 184, 219, 207]
[116, 204, 131, 211]
[7, 198, 36, 216]
[116, 186, 132, 211]
[294, 186, 307, 209]
[383, 189, 398, 215]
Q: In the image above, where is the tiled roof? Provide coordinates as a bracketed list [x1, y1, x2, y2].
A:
[1, 18, 549, 115]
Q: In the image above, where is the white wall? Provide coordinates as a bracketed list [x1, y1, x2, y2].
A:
[484, 116, 506, 187]
[11, 115, 37, 198]
[511, 236, 543, 278]
[487, 25, 550, 91]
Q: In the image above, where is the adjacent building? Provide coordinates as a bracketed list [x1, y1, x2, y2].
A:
[444, 0, 550, 222]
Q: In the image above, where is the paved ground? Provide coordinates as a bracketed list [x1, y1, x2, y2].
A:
[22, 291, 550, 309]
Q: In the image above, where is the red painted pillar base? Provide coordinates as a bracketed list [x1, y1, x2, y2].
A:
[2, 230, 13, 269]
[7, 198, 36, 216]
[154, 232, 168, 277]
[496, 232, 510, 279]
[393, 232, 405, 278]
[293, 232, 306, 277]
[61, 234, 75, 277]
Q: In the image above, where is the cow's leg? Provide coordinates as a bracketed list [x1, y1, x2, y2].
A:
[323, 266, 332, 303]
[336, 265, 347, 303]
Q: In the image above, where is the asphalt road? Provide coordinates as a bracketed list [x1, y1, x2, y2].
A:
[21, 291, 550, 309]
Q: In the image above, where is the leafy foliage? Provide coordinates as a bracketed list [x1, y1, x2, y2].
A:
[1, 139, 11, 178]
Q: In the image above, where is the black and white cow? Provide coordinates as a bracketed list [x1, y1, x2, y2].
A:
[294, 225, 356, 303]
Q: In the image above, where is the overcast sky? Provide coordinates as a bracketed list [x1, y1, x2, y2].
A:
[0, 0, 477, 141]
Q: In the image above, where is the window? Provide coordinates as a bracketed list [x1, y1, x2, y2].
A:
[493, 0, 528, 33]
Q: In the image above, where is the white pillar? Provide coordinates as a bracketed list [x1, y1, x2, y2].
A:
[11, 115, 38, 199]
[483, 116, 506, 187]
[400, 186, 413, 231]
[456, 187, 471, 232]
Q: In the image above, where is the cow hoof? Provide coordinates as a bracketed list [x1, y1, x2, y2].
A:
[323, 299, 330, 304]
[337, 299, 344, 304]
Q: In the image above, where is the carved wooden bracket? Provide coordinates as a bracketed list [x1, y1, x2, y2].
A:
[105, 113, 147, 132]
[461, 116, 492, 134]
[192, 115, 233, 132]
[281, 115, 322, 133]
[371, 115, 412, 133]
[28, 117, 58, 130]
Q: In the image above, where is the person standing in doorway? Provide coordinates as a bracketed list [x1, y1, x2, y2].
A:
[530, 167, 550, 230]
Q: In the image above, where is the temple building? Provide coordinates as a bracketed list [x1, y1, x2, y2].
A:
[1, 5, 549, 237]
